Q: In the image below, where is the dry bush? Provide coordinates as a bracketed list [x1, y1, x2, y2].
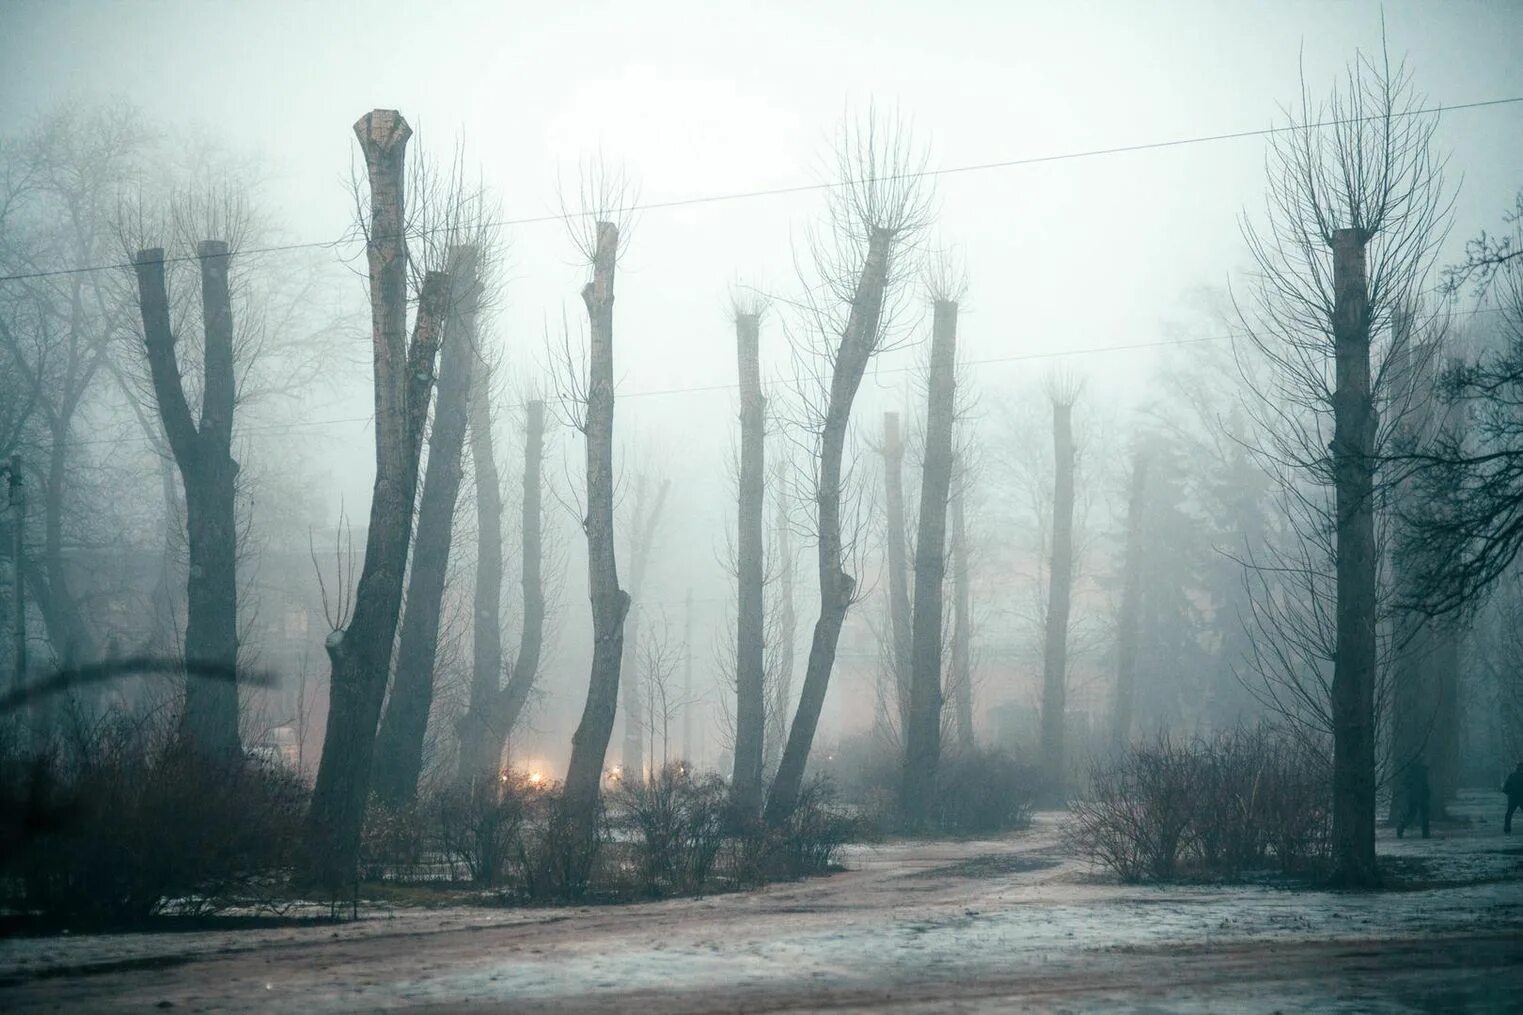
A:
[932, 748, 1041, 835]
[733, 778, 858, 884]
[0, 716, 307, 925]
[514, 788, 605, 902]
[837, 738, 1039, 836]
[612, 762, 727, 897]
[432, 775, 535, 887]
[1067, 727, 1331, 883]
[358, 795, 428, 882]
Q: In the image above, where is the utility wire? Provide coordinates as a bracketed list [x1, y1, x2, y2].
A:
[2, 95, 1520, 285]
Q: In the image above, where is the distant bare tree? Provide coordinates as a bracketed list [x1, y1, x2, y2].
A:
[879, 410, 913, 735]
[619, 466, 670, 780]
[901, 264, 962, 826]
[1039, 371, 1082, 792]
[765, 107, 933, 824]
[732, 293, 768, 816]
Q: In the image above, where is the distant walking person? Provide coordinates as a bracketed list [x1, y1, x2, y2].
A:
[1396, 759, 1431, 840]
[1505, 761, 1523, 834]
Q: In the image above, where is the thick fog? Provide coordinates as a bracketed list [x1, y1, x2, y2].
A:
[2, 0, 1521, 774]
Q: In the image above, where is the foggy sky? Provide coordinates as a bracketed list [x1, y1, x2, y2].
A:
[3, 0, 1521, 766]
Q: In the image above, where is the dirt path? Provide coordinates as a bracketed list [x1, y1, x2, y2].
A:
[3, 813, 1520, 1012]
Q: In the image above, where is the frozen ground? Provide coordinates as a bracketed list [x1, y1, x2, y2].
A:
[2, 791, 1520, 1012]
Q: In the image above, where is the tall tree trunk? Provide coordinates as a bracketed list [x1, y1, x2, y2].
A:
[949, 454, 973, 750]
[881, 411, 913, 736]
[1329, 226, 1380, 887]
[732, 311, 766, 816]
[372, 246, 479, 806]
[1111, 452, 1148, 752]
[455, 354, 503, 787]
[901, 299, 957, 826]
[1388, 313, 1429, 824]
[457, 396, 547, 787]
[563, 221, 631, 841]
[618, 474, 669, 778]
[132, 241, 241, 759]
[1040, 399, 1076, 791]
[766, 463, 796, 776]
[304, 110, 449, 891]
[765, 228, 892, 825]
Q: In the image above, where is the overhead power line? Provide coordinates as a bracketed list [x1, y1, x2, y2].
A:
[2, 95, 1519, 285]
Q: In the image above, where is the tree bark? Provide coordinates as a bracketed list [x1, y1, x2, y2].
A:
[766, 462, 796, 776]
[1040, 399, 1077, 791]
[372, 245, 479, 806]
[901, 299, 957, 826]
[618, 474, 669, 779]
[456, 395, 547, 787]
[950, 454, 973, 750]
[881, 411, 913, 736]
[732, 311, 767, 816]
[563, 220, 631, 841]
[304, 110, 449, 891]
[131, 242, 241, 759]
[765, 228, 893, 825]
[1111, 452, 1148, 752]
[1329, 226, 1380, 887]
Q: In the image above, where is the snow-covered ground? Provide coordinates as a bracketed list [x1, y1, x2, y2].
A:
[3, 790, 1520, 1012]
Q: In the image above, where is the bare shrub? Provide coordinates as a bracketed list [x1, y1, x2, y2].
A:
[839, 739, 1039, 837]
[1067, 727, 1331, 883]
[358, 796, 428, 882]
[933, 748, 1041, 836]
[735, 778, 858, 884]
[612, 762, 727, 897]
[0, 718, 306, 924]
[432, 775, 534, 887]
[515, 787, 605, 902]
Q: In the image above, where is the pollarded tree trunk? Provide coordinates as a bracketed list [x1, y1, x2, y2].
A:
[949, 454, 973, 750]
[732, 311, 767, 816]
[457, 397, 548, 786]
[901, 299, 958, 827]
[765, 460, 797, 775]
[618, 474, 669, 779]
[1329, 226, 1380, 887]
[1111, 452, 1149, 752]
[765, 228, 893, 825]
[455, 353, 504, 787]
[1040, 398, 1077, 791]
[304, 110, 450, 891]
[563, 221, 632, 840]
[881, 411, 913, 736]
[372, 245, 480, 806]
[131, 241, 241, 759]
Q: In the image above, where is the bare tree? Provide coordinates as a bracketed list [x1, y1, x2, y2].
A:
[880, 410, 913, 734]
[456, 388, 549, 788]
[765, 108, 933, 824]
[559, 158, 637, 844]
[901, 282, 960, 826]
[618, 468, 671, 779]
[1238, 45, 1451, 887]
[732, 302, 767, 815]
[130, 240, 241, 758]
[949, 452, 973, 749]
[303, 110, 452, 890]
[371, 244, 482, 806]
[1039, 372, 1082, 791]
[1110, 449, 1149, 751]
